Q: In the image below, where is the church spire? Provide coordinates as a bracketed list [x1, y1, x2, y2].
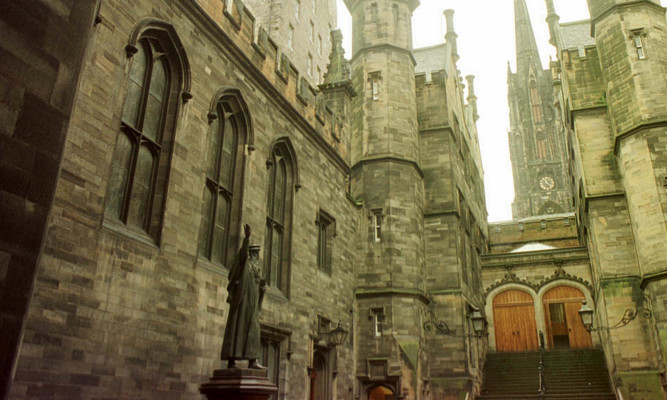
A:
[514, 0, 542, 73]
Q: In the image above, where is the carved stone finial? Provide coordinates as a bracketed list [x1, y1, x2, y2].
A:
[322, 30, 350, 85]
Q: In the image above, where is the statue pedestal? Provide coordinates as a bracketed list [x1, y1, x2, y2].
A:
[200, 368, 277, 400]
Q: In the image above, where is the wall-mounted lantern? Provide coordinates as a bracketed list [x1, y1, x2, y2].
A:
[470, 310, 486, 337]
[324, 322, 348, 347]
[578, 301, 594, 331]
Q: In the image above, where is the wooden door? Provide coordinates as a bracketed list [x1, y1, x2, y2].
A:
[369, 386, 394, 400]
[493, 290, 539, 352]
[543, 286, 592, 349]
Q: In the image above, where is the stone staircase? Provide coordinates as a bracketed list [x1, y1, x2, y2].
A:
[477, 349, 616, 400]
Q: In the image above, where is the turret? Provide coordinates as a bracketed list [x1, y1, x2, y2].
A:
[444, 9, 458, 62]
[344, 0, 419, 57]
[583, 0, 667, 273]
[587, 0, 661, 32]
[343, 0, 426, 396]
[545, 0, 560, 46]
[466, 75, 479, 122]
[319, 29, 356, 164]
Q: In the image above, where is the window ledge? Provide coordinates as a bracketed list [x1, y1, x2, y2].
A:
[197, 259, 230, 277]
[102, 219, 159, 250]
[265, 286, 289, 304]
[317, 268, 332, 277]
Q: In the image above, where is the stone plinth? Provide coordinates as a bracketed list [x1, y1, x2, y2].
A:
[200, 368, 277, 400]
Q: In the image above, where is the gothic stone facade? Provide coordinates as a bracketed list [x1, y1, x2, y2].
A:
[485, 1, 667, 399]
[0, 0, 488, 399]
[548, 0, 667, 397]
[508, 0, 573, 219]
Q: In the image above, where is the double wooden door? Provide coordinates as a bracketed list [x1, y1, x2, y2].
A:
[493, 289, 539, 352]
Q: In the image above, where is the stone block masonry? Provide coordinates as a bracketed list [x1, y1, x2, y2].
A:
[0, 0, 101, 396]
[7, 0, 358, 398]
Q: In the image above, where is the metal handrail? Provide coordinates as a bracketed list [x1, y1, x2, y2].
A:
[538, 331, 545, 399]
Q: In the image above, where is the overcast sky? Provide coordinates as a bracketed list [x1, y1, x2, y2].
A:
[336, 0, 666, 222]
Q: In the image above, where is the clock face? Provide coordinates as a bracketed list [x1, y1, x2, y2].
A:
[539, 176, 555, 191]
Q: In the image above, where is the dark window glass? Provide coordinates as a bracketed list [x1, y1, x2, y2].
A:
[261, 337, 281, 400]
[107, 133, 133, 219]
[127, 145, 155, 229]
[122, 44, 147, 127]
[106, 35, 180, 240]
[317, 210, 334, 274]
[264, 144, 294, 294]
[199, 101, 245, 267]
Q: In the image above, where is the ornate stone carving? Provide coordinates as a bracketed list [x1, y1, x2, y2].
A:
[484, 268, 593, 297]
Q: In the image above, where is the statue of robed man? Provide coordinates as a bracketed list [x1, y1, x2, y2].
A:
[221, 224, 267, 369]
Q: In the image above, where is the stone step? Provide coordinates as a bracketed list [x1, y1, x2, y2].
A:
[478, 394, 616, 400]
[480, 349, 615, 399]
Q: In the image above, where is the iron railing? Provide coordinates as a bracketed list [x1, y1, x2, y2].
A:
[538, 331, 545, 399]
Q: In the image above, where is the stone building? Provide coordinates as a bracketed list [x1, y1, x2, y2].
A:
[548, 0, 667, 396]
[245, 0, 337, 86]
[483, 0, 667, 399]
[508, 0, 573, 219]
[2, 0, 665, 399]
[0, 0, 487, 399]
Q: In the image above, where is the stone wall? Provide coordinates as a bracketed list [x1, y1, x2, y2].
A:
[8, 0, 357, 398]
[414, 17, 488, 399]
[245, 0, 337, 86]
[489, 213, 578, 254]
[0, 0, 100, 396]
[550, 0, 667, 396]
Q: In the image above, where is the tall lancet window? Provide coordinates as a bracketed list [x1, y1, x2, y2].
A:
[106, 25, 188, 242]
[264, 139, 297, 295]
[529, 80, 542, 123]
[198, 92, 249, 267]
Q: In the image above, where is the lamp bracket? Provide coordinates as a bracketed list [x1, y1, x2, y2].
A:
[422, 310, 485, 338]
[609, 307, 652, 330]
[588, 307, 652, 332]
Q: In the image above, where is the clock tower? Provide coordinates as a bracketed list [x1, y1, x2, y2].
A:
[508, 0, 572, 218]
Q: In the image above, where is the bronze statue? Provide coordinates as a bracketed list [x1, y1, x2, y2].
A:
[221, 224, 267, 369]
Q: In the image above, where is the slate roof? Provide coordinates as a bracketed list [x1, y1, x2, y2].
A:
[414, 43, 446, 74]
[559, 20, 596, 51]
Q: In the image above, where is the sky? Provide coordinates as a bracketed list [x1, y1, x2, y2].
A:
[335, 0, 666, 222]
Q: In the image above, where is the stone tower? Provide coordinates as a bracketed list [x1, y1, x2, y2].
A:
[344, 0, 427, 397]
[508, 0, 572, 218]
[584, 0, 667, 276]
[545, 0, 667, 395]
[584, 0, 667, 394]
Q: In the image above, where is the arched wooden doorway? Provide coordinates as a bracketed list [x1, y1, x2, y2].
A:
[310, 350, 329, 400]
[542, 286, 592, 349]
[368, 385, 395, 400]
[493, 289, 539, 352]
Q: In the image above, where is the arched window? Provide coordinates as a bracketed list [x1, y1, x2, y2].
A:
[264, 138, 297, 295]
[198, 91, 250, 266]
[536, 131, 548, 159]
[106, 23, 189, 241]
